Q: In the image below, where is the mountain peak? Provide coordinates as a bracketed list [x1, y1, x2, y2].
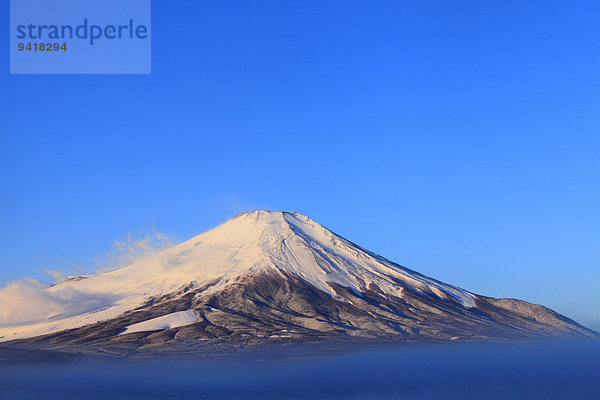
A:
[222, 210, 313, 228]
[223, 210, 299, 229]
[194, 210, 325, 249]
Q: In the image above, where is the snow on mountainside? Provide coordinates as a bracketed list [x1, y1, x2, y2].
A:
[119, 311, 201, 335]
[0, 211, 595, 346]
[0, 211, 476, 341]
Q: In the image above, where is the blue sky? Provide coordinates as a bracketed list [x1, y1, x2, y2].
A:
[1, 1, 599, 330]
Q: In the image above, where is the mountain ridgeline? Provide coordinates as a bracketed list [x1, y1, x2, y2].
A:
[1, 211, 596, 356]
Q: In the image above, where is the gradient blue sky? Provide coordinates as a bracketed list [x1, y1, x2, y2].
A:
[1, 1, 599, 330]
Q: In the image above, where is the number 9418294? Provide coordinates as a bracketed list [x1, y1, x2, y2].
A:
[18, 42, 67, 51]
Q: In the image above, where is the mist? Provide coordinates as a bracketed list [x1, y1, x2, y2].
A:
[1, 341, 598, 399]
[0, 230, 174, 330]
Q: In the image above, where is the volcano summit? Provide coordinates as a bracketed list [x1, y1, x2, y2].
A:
[0, 211, 595, 355]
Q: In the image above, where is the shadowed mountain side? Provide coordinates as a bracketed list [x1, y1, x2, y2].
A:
[7, 269, 595, 356]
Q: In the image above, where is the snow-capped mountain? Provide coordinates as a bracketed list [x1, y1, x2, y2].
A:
[0, 211, 595, 354]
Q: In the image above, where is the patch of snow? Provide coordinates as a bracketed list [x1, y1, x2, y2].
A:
[119, 311, 200, 335]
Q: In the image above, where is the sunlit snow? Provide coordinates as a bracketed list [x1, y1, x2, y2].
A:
[119, 311, 201, 335]
[0, 210, 476, 341]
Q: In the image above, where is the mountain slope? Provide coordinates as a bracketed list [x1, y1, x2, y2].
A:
[0, 211, 596, 353]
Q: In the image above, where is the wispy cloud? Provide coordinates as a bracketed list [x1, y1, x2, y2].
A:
[95, 229, 175, 273]
[0, 229, 174, 328]
[0, 279, 118, 327]
[43, 268, 65, 280]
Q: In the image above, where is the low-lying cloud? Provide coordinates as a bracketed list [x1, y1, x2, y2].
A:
[0, 280, 119, 327]
[0, 229, 173, 328]
[0, 342, 598, 399]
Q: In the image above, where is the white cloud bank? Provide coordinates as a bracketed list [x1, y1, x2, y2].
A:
[0, 229, 174, 329]
[0, 280, 118, 327]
